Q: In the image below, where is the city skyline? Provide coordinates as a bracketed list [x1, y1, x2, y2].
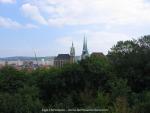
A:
[1, 0, 150, 57]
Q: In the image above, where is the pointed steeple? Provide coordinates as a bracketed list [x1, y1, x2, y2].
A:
[81, 35, 89, 59]
[72, 41, 74, 47]
[83, 35, 86, 50]
[70, 42, 75, 63]
[85, 36, 88, 51]
[70, 42, 75, 57]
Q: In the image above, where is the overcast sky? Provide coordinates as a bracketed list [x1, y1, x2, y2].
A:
[0, 0, 150, 57]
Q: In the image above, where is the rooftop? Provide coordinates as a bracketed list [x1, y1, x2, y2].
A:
[54, 54, 71, 60]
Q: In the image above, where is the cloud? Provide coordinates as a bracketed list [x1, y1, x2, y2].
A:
[0, 16, 38, 29]
[21, 0, 150, 27]
[0, 16, 22, 29]
[25, 23, 39, 29]
[84, 31, 132, 54]
[0, 0, 16, 4]
[21, 3, 48, 25]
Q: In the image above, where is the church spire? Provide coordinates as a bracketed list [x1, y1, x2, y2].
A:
[81, 35, 89, 59]
[72, 41, 74, 47]
[70, 42, 75, 63]
[83, 35, 86, 50]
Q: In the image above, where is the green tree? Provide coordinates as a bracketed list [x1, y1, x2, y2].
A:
[108, 36, 150, 92]
[0, 86, 42, 113]
[0, 66, 29, 93]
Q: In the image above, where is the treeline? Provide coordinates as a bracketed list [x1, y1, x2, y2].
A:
[0, 35, 150, 113]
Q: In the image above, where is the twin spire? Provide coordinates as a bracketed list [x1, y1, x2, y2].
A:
[70, 35, 89, 60]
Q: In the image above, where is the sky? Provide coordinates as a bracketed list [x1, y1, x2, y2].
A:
[0, 0, 150, 57]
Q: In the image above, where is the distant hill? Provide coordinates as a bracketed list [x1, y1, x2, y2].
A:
[0, 56, 80, 61]
[0, 56, 55, 61]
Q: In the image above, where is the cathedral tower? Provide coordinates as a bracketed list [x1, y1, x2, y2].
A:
[70, 42, 75, 63]
[81, 36, 89, 59]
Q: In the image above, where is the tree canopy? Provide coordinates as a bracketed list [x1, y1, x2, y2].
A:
[0, 35, 150, 113]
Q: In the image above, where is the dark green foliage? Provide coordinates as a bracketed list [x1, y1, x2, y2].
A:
[0, 66, 29, 93]
[0, 35, 150, 113]
[108, 36, 150, 92]
[132, 91, 150, 113]
[0, 66, 42, 113]
[0, 86, 42, 113]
